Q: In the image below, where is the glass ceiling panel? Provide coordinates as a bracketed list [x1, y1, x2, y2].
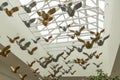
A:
[18, 0, 105, 52]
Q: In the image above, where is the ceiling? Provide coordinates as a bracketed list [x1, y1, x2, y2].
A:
[18, 0, 105, 53]
[0, 0, 120, 79]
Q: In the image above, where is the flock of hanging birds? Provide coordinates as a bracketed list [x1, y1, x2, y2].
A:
[0, 34, 110, 80]
[0, 0, 110, 80]
[0, 36, 40, 80]
[0, 1, 82, 26]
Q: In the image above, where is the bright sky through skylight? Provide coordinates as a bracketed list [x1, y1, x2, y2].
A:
[18, 0, 105, 51]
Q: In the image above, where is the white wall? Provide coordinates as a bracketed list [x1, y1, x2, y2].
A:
[103, 0, 120, 75]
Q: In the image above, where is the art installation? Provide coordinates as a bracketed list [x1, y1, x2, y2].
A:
[0, 0, 111, 80]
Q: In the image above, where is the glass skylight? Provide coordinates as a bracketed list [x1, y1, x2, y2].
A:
[18, 0, 105, 52]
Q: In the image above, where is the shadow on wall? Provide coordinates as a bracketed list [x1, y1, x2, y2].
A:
[111, 44, 120, 77]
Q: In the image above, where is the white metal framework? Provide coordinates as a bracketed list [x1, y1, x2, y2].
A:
[18, 0, 105, 52]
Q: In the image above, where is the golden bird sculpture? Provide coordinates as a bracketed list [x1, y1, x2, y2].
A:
[43, 35, 52, 42]
[10, 66, 20, 73]
[7, 36, 20, 43]
[4, 6, 19, 16]
[89, 29, 105, 42]
[94, 52, 102, 59]
[69, 25, 85, 36]
[0, 45, 11, 57]
[2, 50, 11, 57]
[27, 47, 38, 55]
[77, 37, 97, 49]
[75, 58, 88, 65]
[37, 8, 56, 26]
[19, 74, 27, 80]
[33, 68, 39, 73]
[67, 34, 75, 39]
[48, 70, 55, 77]
[27, 61, 36, 67]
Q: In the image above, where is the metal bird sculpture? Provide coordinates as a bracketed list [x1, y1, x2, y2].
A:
[62, 68, 71, 74]
[97, 35, 110, 46]
[72, 45, 84, 52]
[69, 25, 85, 36]
[21, 1, 36, 13]
[10, 66, 20, 73]
[61, 55, 69, 60]
[51, 52, 64, 62]
[63, 60, 70, 64]
[4, 6, 19, 16]
[58, 2, 82, 17]
[19, 74, 27, 80]
[0, 2, 8, 11]
[74, 58, 88, 65]
[64, 49, 72, 56]
[67, 47, 74, 53]
[32, 37, 40, 44]
[54, 75, 62, 80]
[16, 38, 31, 50]
[27, 61, 36, 67]
[93, 62, 103, 68]
[62, 65, 73, 74]
[43, 35, 52, 42]
[42, 75, 50, 80]
[33, 68, 39, 73]
[67, 34, 75, 39]
[89, 29, 105, 42]
[7, 36, 20, 43]
[60, 71, 66, 75]
[83, 51, 97, 59]
[48, 70, 56, 78]
[35, 58, 52, 68]
[37, 8, 56, 26]
[77, 37, 97, 49]
[0, 45, 11, 57]
[67, 64, 74, 70]
[50, 65, 63, 74]
[1, 50, 11, 57]
[20, 42, 31, 50]
[51, 63, 59, 69]
[59, 24, 71, 31]
[79, 63, 90, 70]
[41, 56, 52, 61]
[94, 52, 102, 59]
[16, 38, 25, 44]
[23, 18, 36, 28]
[27, 47, 38, 55]
[70, 70, 76, 75]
